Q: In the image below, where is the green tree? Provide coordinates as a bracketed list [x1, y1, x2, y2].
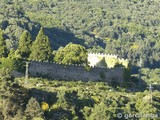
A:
[54, 43, 87, 64]
[0, 30, 7, 58]
[18, 30, 32, 58]
[25, 97, 44, 120]
[0, 67, 12, 82]
[0, 58, 15, 71]
[6, 49, 26, 72]
[88, 102, 109, 120]
[1, 82, 28, 120]
[29, 27, 52, 61]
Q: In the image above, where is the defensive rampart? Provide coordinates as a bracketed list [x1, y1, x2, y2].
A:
[28, 61, 124, 82]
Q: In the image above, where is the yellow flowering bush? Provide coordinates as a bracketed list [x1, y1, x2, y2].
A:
[41, 102, 49, 111]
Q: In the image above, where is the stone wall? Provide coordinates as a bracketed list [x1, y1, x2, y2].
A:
[28, 61, 124, 82]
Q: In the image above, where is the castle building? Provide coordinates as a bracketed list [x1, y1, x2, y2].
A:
[21, 53, 131, 83]
[88, 53, 129, 68]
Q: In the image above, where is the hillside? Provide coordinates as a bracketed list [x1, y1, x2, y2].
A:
[0, 0, 160, 67]
[0, 76, 159, 120]
[1, 0, 160, 120]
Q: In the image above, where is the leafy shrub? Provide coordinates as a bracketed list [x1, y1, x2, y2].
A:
[41, 102, 49, 111]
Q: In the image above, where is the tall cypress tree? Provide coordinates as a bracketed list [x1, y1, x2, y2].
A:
[0, 30, 7, 58]
[29, 27, 52, 61]
[18, 30, 32, 58]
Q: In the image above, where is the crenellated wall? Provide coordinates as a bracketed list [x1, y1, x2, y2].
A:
[28, 61, 124, 82]
[88, 53, 129, 68]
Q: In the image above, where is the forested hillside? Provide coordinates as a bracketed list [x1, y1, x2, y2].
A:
[0, 75, 160, 120]
[0, 0, 160, 68]
[0, 1, 160, 119]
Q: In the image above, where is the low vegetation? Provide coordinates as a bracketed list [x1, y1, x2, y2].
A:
[0, 75, 159, 120]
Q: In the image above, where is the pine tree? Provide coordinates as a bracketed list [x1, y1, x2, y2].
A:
[25, 97, 44, 120]
[29, 27, 52, 61]
[0, 30, 7, 58]
[18, 30, 32, 58]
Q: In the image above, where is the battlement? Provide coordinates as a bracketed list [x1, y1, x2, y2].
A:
[88, 52, 118, 58]
[88, 52, 129, 61]
[43, 61, 109, 69]
[32, 52, 128, 69]
[88, 52, 129, 68]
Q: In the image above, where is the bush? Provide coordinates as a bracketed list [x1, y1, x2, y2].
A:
[41, 102, 49, 111]
[0, 67, 12, 81]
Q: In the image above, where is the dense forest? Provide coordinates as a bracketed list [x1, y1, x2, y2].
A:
[0, 0, 160, 68]
[0, 0, 160, 120]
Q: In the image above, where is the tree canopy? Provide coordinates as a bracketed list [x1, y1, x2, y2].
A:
[18, 31, 32, 58]
[54, 43, 87, 64]
[0, 0, 160, 67]
[25, 97, 44, 120]
[29, 27, 52, 61]
[0, 30, 7, 58]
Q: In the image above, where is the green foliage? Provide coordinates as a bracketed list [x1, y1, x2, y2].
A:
[141, 68, 160, 84]
[54, 43, 87, 64]
[29, 27, 52, 61]
[88, 102, 108, 120]
[0, 0, 160, 67]
[1, 82, 29, 120]
[0, 57, 15, 71]
[18, 30, 32, 58]
[84, 65, 91, 71]
[8, 48, 23, 60]
[6, 78, 160, 120]
[0, 67, 12, 81]
[0, 30, 7, 58]
[0, 57, 25, 72]
[135, 95, 159, 119]
[1, 1, 160, 119]
[81, 106, 92, 119]
[25, 97, 44, 120]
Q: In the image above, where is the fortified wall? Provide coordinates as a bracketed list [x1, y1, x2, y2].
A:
[28, 61, 124, 82]
[88, 53, 129, 68]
